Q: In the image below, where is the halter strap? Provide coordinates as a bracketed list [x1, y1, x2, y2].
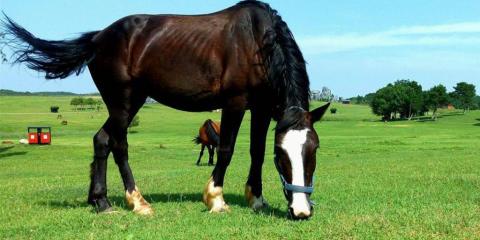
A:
[279, 174, 314, 193]
[274, 159, 314, 194]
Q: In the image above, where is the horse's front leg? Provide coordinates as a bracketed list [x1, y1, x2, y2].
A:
[245, 107, 271, 211]
[203, 106, 245, 213]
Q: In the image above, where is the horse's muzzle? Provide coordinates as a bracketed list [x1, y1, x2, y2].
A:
[288, 205, 313, 220]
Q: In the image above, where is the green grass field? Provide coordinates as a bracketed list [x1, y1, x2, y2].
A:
[0, 96, 479, 239]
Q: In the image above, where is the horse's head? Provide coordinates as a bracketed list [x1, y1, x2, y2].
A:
[274, 102, 330, 220]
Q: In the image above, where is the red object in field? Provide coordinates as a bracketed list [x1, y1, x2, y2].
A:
[28, 132, 38, 144]
[40, 132, 51, 144]
[27, 127, 51, 145]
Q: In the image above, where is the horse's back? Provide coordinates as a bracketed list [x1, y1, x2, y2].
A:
[89, 4, 272, 111]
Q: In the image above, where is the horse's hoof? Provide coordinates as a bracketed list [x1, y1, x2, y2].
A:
[90, 198, 113, 213]
[245, 184, 269, 211]
[203, 177, 230, 213]
[126, 186, 154, 216]
[99, 207, 119, 214]
[209, 203, 230, 213]
[134, 205, 154, 216]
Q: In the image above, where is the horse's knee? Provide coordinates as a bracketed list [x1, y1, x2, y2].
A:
[217, 147, 233, 157]
[93, 129, 110, 157]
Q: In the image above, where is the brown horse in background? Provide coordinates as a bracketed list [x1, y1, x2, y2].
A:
[194, 119, 220, 166]
[2, 1, 330, 219]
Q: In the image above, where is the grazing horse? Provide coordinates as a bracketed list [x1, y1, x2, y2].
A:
[194, 119, 220, 166]
[2, 0, 330, 219]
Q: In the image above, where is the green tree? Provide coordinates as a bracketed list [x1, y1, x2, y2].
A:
[370, 84, 396, 120]
[393, 80, 423, 120]
[424, 84, 448, 120]
[85, 97, 96, 110]
[370, 80, 425, 120]
[70, 97, 82, 111]
[451, 82, 476, 113]
[364, 93, 376, 105]
[95, 99, 103, 111]
[473, 95, 480, 110]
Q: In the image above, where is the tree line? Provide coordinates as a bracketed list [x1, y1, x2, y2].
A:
[70, 97, 103, 111]
[350, 80, 477, 121]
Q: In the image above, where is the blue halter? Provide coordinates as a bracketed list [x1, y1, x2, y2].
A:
[274, 158, 314, 195]
[279, 174, 314, 194]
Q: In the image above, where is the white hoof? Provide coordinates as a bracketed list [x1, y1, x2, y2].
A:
[125, 186, 154, 216]
[203, 177, 230, 213]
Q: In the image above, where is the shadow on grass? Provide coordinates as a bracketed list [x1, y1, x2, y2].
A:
[0, 146, 27, 159]
[38, 200, 89, 209]
[474, 118, 480, 127]
[0, 146, 14, 152]
[37, 193, 288, 218]
[441, 111, 464, 116]
[416, 116, 435, 122]
[111, 192, 288, 219]
[366, 111, 465, 123]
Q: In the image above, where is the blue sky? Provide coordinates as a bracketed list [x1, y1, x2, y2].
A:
[1, 0, 479, 97]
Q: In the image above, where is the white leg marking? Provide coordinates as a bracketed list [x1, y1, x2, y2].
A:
[251, 195, 269, 210]
[245, 184, 269, 211]
[281, 128, 311, 217]
[203, 177, 230, 213]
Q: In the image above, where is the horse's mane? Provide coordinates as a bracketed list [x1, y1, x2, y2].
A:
[237, 0, 310, 113]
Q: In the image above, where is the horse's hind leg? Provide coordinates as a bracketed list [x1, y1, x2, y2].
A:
[88, 120, 113, 213]
[196, 144, 205, 165]
[108, 98, 153, 215]
[207, 145, 215, 166]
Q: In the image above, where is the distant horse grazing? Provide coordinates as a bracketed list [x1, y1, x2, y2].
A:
[194, 120, 220, 166]
[2, 0, 330, 219]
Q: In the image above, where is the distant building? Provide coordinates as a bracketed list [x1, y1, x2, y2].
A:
[342, 100, 351, 104]
[311, 90, 321, 100]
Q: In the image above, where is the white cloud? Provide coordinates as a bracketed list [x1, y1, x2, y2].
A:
[298, 22, 480, 54]
[387, 22, 480, 35]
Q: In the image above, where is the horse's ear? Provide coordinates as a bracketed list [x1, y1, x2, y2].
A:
[310, 102, 331, 123]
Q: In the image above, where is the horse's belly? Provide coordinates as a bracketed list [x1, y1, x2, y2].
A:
[148, 85, 223, 112]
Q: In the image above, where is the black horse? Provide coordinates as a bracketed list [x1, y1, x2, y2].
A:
[2, 0, 330, 219]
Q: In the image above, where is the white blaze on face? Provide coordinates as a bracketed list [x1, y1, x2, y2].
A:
[280, 128, 311, 217]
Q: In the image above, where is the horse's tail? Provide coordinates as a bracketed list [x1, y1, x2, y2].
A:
[1, 14, 99, 79]
[193, 136, 202, 145]
[205, 120, 220, 146]
[239, 1, 310, 110]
